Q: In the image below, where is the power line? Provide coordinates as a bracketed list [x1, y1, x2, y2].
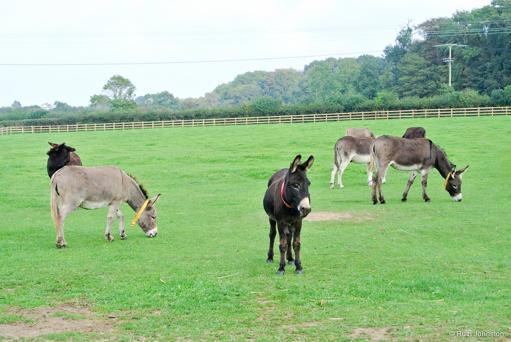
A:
[0, 50, 383, 67]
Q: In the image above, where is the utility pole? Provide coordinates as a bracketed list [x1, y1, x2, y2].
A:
[434, 43, 467, 87]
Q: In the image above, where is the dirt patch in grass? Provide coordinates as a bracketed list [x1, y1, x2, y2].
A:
[305, 211, 375, 222]
[0, 303, 116, 339]
[350, 327, 391, 341]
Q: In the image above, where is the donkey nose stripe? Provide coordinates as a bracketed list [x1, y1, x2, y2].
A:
[298, 197, 311, 209]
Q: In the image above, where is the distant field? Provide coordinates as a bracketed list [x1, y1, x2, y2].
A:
[0, 116, 510, 340]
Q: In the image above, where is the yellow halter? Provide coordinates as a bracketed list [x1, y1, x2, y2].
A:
[444, 172, 452, 189]
[131, 199, 150, 226]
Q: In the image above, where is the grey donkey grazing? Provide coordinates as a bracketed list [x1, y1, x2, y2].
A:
[51, 166, 160, 248]
[371, 136, 468, 204]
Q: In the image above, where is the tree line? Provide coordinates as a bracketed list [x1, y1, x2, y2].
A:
[2, 0, 511, 126]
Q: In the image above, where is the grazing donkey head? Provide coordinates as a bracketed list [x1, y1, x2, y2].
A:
[444, 165, 469, 202]
[284, 155, 314, 217]
[131, 189, 161, 237]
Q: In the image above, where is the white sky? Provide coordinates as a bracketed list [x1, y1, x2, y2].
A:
[0, 0, 490, 107]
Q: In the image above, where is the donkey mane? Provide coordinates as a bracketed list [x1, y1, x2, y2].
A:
[127, 173, 148, 199]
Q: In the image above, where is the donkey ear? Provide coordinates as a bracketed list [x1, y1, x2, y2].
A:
[456, 165, 469, 178]
[289, 155, 302, 173]
[301, 155, 314, 172]
[147, 193, 161, 208]
[66, 146, 76, 152]
[48, 142, 59, 148]
[457, 165, 469, 173]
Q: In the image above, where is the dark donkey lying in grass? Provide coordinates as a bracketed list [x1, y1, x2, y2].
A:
[263, 155, 314, 275]
[47, 142, 82, 178]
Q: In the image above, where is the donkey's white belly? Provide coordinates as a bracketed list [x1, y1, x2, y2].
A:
[80, 200, 110, 210]
[390, 162, 422, 171]
[351, 154, 371, 164]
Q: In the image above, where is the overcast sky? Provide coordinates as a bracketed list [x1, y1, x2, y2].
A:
[0, 0, 491, 107]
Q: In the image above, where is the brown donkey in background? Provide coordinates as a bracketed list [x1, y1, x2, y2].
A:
[47, 142, 82, 178]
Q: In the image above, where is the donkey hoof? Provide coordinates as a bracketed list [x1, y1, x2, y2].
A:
[372, 200, 378, 205]
[105, 234, 114, 242]
[276, 270, 285, 276]
[424, 197, 431, 202]
[120, 234, 128, 240]
[56, 242, 67, 248]
[329, 183, 334, 189]
[295, 269, 304, 275]
[401, 197, 407, 202]
[380, 199, 386, 204]
[266, 258, 273, 264]
[287, 260, 295, 265]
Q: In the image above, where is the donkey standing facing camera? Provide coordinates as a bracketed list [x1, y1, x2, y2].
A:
[263, 155, 314, 275]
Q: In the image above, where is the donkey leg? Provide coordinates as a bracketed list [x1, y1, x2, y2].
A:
[367, 162, 374, 186]
[371, 173, 379, 204]
[54, 204, 75, 248]
[276, 222, 288, 275]
[329, 163, 338, 189]
[338, 158, 350, 188]
[377, 165, 389, 204]
[267, 219, 276, 263]
[401, 171, 417, 202]
[421, 170, 431, 202]
[116, 207, 127, 240]
[286, 229, 294, 265]
[104, 205, 117, 241]
[293, 221, 303, 274]
[53, 210, 66, 248]
[382, 168, 388, 184]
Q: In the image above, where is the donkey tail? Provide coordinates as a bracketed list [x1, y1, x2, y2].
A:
[50, 179, 60, 223]
[333, 140, 342, 168]
[369, 141, 377, 172]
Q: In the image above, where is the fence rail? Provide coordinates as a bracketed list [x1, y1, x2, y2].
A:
[0, 106, 509, 136]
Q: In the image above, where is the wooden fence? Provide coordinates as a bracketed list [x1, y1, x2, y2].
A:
[0, 106, 509, 136]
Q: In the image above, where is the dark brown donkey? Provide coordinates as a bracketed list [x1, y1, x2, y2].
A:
[47, 142, 82, 178]
[371, 136, 468, 204]
[402, 127, 426, 139]
[263, 155, 314, 275]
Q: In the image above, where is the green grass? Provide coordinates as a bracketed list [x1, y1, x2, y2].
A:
[0, 116, 510, 340]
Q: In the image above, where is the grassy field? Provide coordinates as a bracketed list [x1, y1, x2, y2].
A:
[0, 116, 510, 340]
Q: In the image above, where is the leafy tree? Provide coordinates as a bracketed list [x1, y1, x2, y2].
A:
[248, 97, 282, 115]
[136, 91, 180, 109]
[396, 53, 442, 97]
[11, 101, 21, 109]
[374, 91, 399, 109]
[355, 55, 385, 98]
[53, 101, 74, 112]
[103, 75, 136, 100]
[89, 94, 111, 110]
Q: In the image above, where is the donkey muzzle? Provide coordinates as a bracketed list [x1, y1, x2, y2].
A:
[145, 228, 158, 238]
[451, 193, 463, 202]
[298, 197, 311, 217]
